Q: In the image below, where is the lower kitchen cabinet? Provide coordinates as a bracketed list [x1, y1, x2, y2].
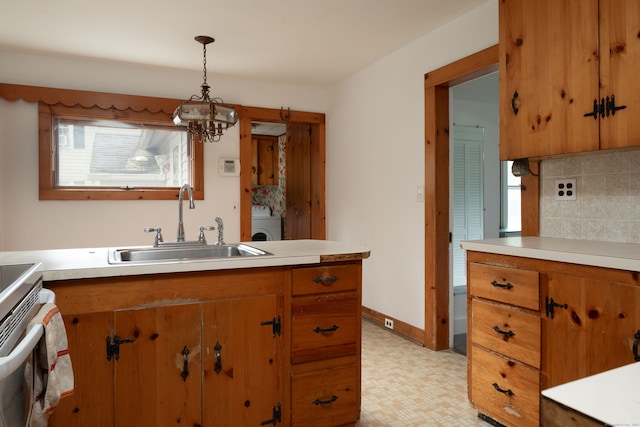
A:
[202, 295, 282, 427]
[542, 273, 640, 388]
[467, 251, 640, 427]
[52, 311, 114, 426]
[45, 259, 365, 427]
[289, 263, 362, 426]
[113, 304, 202, 426]
[46, 268, 285, 427]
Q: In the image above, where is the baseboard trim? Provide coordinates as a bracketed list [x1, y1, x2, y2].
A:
[362, 306, 425, 346]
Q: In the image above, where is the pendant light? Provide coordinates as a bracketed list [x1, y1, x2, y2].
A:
[173, 36, 237, 142]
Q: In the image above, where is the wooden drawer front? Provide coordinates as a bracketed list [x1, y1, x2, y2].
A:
[469, 262, 540, 310]
[472, 299, 540, 368]
[291, 295, 358, 364]
[291, 364, 359, 427]
[471, 346, 540, 427]
[292, 264, 358, 296]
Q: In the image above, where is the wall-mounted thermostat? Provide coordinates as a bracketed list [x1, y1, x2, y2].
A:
[218, 158, 240, 177]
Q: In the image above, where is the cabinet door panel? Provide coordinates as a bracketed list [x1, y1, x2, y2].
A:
[499, 0, 599, 159]
[543, 273, 640, 388]
[599, 0, 640, 150]
[49, 312, 114, 427]
[202, 294, 281, 427]
[286, 124, 312, 239]
[114, 304, 202, 427]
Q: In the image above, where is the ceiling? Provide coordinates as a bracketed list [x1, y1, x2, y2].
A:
[0, 0, 489, 87]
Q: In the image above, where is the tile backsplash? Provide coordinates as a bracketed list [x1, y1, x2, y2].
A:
[540, 148, 640, 243]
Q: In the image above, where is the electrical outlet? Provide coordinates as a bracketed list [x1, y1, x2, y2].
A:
[384, 318, 394, 329]
[555, 179, 577, 201]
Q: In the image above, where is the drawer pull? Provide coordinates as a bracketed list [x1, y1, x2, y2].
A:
[214, 341, 222, 375]
[491, 280, 513, 290]
[313, 275, 339, 285]
[181, 346, 190, 381]
[492, 325, 515, 340]
[492, 382, 514, 396]
[312, 395, 338, 406]
[314, 324, 339, 334]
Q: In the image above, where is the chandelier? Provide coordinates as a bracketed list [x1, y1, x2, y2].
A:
[173, 36, 238, 143]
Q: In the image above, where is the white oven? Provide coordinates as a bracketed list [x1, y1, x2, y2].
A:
[0, 263, 53, 426]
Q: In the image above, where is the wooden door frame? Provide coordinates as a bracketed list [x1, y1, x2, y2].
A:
[238, 106, 326, 242]
[423, 45, 499, 350]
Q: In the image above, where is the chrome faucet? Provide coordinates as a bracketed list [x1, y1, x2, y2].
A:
[215, 217, 225, 245]
[177, 184, 195, 242]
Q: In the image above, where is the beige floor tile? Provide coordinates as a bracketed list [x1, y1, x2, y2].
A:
[357, 320, 489, 426]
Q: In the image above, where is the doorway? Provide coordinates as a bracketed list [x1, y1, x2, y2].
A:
[238, 107, 326, 242]
[423, 45, 498, 351]
[449, 72, 500, 355]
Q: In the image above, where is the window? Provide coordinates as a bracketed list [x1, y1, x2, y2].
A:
[500, 160, 521, 233]
[54, 118, 189, 188]
[39, 99, 203, 200]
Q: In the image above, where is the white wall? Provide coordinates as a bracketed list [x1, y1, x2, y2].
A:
[0, 49, 327, 250]
[326, 0, 497, 329]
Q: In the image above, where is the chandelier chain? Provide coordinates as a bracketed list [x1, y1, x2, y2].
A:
[202, 43, 208, 88]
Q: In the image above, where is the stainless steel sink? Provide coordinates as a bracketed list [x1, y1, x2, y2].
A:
[108, 243, 272, 264]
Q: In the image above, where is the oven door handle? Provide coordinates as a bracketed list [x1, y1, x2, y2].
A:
[0, 289, 55, 382]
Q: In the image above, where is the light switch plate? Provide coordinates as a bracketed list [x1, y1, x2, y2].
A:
[555, 179, 577, 200]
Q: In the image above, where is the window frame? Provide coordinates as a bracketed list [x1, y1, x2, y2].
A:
[38, 99, 203, 201]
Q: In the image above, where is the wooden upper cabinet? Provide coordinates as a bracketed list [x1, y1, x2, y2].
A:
[251, 136, 279, 186]
[500, 0, 599, 160]
[599, 0, 640, 150]
[500, 0, 640, 160]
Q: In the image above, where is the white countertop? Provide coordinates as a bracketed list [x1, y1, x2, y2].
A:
[541, 362, 640, 425]
[0, 240, 370, 282]
[461, 237, 640, 271]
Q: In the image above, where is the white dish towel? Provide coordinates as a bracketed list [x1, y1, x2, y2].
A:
[24, 303, 74, 427]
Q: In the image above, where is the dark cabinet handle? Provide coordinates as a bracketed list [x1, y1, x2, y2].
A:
[584, 98, 603, 119]
[491, 280, 513, 290]
[313, 275, 338, 285]
[606, 94, 627, 116]
[493, 326, 515, 340]
[260, 404, 282, 426]
[511, 91, 520, 115]
[312, 395, 338, 406]
[106, 335, 136, 361]
[314, 324, 339, 334]
[181, 346, 189, 381]
[492, 382, 514, 396]
[633, 330, 640, 362]
[214, 341, 222, 374]
[584, 95, 626, 119]
[545, 297, 567, 319]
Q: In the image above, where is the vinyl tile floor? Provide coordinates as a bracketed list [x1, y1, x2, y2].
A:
[356, 320, 490, 426]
